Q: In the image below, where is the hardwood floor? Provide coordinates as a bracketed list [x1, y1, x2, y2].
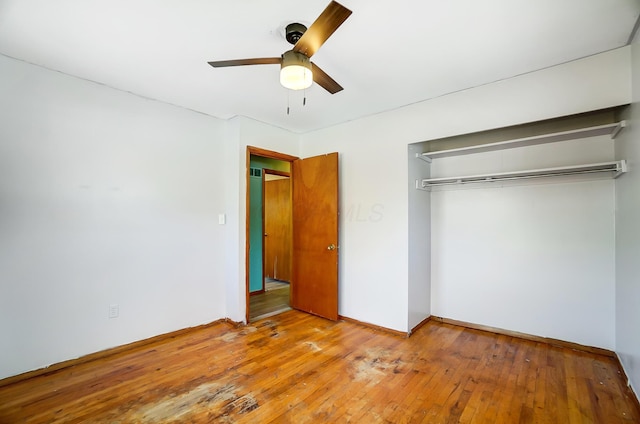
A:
[1, 310, 638, 423]
[249, 281, 290, 321]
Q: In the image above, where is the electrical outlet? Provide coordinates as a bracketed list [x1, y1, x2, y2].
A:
[109, 304, 119, 319]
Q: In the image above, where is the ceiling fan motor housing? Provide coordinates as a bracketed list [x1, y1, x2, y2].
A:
[285, 23, 307, 45]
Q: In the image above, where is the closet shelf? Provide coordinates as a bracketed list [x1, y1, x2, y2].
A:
[419, 160, 627, 189]
[418, 121, 626, 161]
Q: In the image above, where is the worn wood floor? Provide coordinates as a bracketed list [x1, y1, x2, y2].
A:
[1, 310, 639, 423]
[249, 281, 290, 321]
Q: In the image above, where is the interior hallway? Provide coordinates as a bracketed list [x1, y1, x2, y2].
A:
[249, 279, 291, 321]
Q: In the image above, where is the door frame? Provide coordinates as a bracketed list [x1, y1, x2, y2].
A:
[245, 146, 298, 323]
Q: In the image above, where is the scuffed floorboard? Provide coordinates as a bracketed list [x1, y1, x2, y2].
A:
[1, 310, 639, 423]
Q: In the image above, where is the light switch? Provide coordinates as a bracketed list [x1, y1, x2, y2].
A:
[218, 213, 226, 225]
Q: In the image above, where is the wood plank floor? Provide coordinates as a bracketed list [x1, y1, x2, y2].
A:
[1, 310, 639, 423]
[249, 281, 290, 321]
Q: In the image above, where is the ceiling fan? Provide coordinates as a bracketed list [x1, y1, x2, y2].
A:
[208, 1, 352, 94]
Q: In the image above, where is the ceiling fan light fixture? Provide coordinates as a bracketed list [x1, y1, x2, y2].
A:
[280, 50, 313, 90]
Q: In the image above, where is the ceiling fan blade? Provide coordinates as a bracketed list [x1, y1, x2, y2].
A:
[311, 62, 343, 94]
[208, 57, 281, 68]
[293, 1, 352, 58]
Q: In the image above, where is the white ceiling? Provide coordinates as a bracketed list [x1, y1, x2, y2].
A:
[1, 1, 638, 133]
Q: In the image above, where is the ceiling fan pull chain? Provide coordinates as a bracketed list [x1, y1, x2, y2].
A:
[287, 90, 290, 115]
[303, 64, 310, 106]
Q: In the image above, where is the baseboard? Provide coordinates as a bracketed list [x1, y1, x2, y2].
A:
[224, 317, 245, 328]
[615, 353, 640, 412]
[410, 315, 432, 335]
[0, 318, 238, 389]
[338, 315, 409, 338]
[432, 316, 616, 358]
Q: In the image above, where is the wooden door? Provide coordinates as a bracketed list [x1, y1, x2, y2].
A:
[263, 175, 292, 282]
[291, 152, 339, 320]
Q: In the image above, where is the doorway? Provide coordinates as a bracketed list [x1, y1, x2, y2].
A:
[245, 147, 340, 323]
[246, 148, 297, 322]
[249, 168, 292, 321]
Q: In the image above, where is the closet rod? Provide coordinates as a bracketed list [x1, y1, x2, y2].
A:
[420, 160, 627, 188]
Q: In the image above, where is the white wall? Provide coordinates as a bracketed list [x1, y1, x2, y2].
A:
[407, 146, 431, 331]
[222, 118, 244, 323]
[615, 35, 640, 394]
[301, 47, 631, 334]
[0, 56, 229, 379]
[301, 128, 411, 331]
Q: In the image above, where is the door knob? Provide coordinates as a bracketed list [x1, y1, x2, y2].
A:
[327, 244, 336, 251]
